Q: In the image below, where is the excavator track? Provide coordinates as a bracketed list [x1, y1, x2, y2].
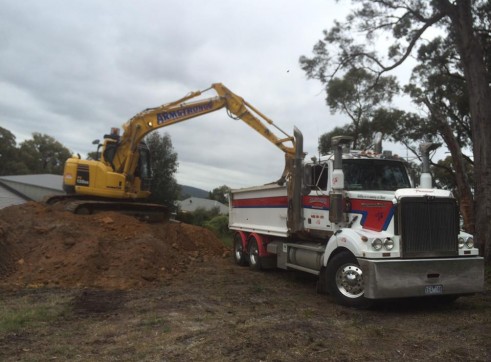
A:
[44, 195, 169, 222]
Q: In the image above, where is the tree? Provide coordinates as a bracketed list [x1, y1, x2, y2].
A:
[0, 127, 26, 175]
[403, 35, 476, 233]
[18, 133, 72, 175]
[208, 185, 231, 204]
[318, 108, 408, 155]
[300, 0, 491, 260]
[433, 156, 474, 193]
[145, 132, 180, 209]
[318, 125, 352, 155]
[324, 68, 399, 149]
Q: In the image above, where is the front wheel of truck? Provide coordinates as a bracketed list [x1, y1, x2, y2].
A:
[325, 251, 372, 308]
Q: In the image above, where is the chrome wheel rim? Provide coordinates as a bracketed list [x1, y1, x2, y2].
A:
[249, 243, 259, 266]
[234, 240, 243, 262]
[335, 263, 364, 298]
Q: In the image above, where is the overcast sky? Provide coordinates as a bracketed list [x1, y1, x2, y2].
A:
[0, 0, 414, 191]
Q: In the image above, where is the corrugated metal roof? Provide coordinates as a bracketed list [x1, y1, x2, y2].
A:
[0, 174, 63, 191]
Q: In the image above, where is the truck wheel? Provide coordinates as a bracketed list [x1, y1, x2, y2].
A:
[248, 238, 261, 271]
[233, 233, 248, 266]
[326, 251, 371, 308]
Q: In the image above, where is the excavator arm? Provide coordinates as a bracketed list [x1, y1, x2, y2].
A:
[110, 83, 296, 178]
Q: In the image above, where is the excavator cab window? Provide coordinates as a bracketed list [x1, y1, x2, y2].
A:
[137, 143, 152, 191]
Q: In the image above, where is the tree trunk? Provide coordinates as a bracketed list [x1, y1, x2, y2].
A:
[444, 1, 491, 259]
[424, 99, 475, 233]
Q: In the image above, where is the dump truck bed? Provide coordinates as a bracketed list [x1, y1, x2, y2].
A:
[229, 183, 289, 238]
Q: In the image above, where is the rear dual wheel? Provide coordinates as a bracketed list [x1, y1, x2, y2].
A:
[247, 238, 261, 271]
[233, 233, 248, 266]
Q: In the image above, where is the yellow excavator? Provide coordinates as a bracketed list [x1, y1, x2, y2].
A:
[48, 83, 297, 218]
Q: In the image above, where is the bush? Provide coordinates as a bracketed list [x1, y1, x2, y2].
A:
[203, 215, 229, 236]
[176, 207, 231, 242]
[176, 207, 221, 227]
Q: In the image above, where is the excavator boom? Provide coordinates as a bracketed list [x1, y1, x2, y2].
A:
[114, 83, 295, 177]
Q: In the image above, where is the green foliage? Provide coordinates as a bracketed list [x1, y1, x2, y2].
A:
[314, 67, 400, 151]
[177, 206, 220, 226]
[0, 296, 69, 333]
[0, 127, 72, 176]
[208, 185, 231, 204]
[318, 125, 351, 155]
[0, 127, 25, 175]
[177, 207, 231, 241]
[432, 156, 474, 194]
[203, 214, 229, 236]
[145, 132, 180, 209]
[18, 133, 72, 175]
[299, 0, 473, 156]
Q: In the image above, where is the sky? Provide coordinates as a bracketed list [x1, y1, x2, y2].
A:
[0, 0, 418, 191]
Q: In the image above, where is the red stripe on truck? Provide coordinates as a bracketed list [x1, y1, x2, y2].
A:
[232, 196, 288, 208]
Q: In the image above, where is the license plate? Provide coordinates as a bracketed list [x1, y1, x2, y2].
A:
[425, 285, 443, 295]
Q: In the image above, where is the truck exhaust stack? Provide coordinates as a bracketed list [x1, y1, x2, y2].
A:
[329, 136, 353, 224]
[419, 142, 441, 188]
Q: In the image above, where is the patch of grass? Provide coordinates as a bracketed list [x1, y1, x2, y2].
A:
[0, 303, 67, 334]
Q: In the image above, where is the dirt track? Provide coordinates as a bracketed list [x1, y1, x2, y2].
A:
[0, 203, 490, 361]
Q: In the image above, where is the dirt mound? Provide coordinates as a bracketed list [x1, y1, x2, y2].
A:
[0, 202, 229, 289]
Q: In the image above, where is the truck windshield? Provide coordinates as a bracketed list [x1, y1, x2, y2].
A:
[343, 159, 411, 191]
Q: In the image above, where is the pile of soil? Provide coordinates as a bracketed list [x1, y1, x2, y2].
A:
[0, 202, 229, 289]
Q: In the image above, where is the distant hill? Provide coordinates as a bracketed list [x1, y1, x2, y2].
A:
[179, 184, 209, 200]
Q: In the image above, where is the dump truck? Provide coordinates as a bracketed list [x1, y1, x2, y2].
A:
[229, 129, 484, 307]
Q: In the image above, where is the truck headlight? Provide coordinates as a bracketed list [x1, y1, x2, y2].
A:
[384, 238, 394, 251]
[465, 237, 474, 249]
[371, 238, 383, 251]
[458, 237, 465, 249]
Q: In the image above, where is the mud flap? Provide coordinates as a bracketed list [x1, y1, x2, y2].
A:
[316, 267, 329, 294]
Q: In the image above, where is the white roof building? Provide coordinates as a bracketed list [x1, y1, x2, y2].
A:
[0, 174, 64, 209]
[177, 197, 229, 214]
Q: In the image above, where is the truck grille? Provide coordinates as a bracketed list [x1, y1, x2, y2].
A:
[399, 196, 458, 258]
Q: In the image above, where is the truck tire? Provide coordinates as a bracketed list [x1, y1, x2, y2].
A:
[248, 238, 261, 271]
[233, 233, 248, 266]
[325, 251, 371, 308]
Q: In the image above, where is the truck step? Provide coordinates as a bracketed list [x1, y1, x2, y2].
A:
[285, 263, 320, 275]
